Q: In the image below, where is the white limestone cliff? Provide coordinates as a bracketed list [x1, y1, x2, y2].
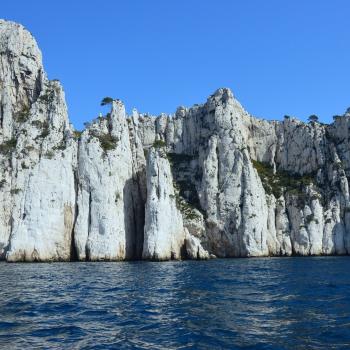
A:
[142, 146, 186, 260]
[73, 100, 145, 261]
[4, 79, 77, 262]
[1, 19, 350, 261]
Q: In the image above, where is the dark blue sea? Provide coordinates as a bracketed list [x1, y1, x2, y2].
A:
[1, 257, 350, 349]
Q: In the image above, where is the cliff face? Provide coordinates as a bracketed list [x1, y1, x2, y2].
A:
[1, 20, 350, 261]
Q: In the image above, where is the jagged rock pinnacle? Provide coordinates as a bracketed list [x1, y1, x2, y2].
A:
[1, 19, 350, 261]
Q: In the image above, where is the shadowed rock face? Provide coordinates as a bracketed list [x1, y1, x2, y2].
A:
[1, 19, 350, 261]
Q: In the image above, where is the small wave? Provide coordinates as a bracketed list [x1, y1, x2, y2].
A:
[0, 257, 349, 349]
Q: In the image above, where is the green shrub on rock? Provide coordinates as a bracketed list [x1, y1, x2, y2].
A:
[96, 133, 118, 153]
[252, 159, 316, 202]
[0, 138, 17, 155]
[153, 140, 166, 148]
[15, 106, 30, 122]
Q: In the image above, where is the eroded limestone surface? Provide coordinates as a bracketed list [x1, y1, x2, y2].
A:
[1, 19, 350, 261]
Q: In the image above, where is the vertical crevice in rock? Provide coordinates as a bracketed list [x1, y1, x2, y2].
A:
[128, 178, 146, 260]
[123, 178, 136, 260]
[4, 19, 350, 261]
[136, 179, 146, 259]
[70, 168, 79, 261]
[0, 102, 4, 129]
[33, 68, 43, 103]
[86, 190, 92, 261]
[180, 242, 188, 260]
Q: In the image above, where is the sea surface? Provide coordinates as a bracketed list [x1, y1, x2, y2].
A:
[0, 257, 350, 349]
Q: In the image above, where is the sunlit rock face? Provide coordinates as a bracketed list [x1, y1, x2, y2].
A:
[142, 147, 186, 260]
[1, 19, 350, 261]
[73, 101, 146, 261]
[137, 89, 350, 258]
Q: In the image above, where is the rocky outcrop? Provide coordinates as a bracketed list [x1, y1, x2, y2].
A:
[1, 19, 350, 261]
[137, 90, 350, 258]
[142, 146, 186, 260]
[73, 101, 146, 261]
[3, 79, 76, 262]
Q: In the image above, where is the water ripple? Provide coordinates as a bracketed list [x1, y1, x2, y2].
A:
[0, 257, 350, 349]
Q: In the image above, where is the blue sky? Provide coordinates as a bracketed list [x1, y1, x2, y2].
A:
[2, 0, 350, 129]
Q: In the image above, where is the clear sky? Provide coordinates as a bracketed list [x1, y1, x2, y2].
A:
[2, 0, 350, 129]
